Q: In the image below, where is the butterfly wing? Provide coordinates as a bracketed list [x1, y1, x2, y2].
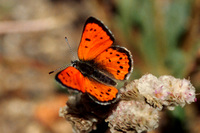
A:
[94, 46, 133, 80]
[84, 77, 118, 105]
[55, 66, 118, 105]
[55, 66, 86, 93]
[78, 17, 114, 61]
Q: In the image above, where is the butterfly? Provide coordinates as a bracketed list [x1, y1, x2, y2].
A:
[55, 17, 133, 105]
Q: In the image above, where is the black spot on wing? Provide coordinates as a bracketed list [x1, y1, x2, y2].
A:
[85, 38, 91, 41]
[106, 92, 110, 95]
[66, 72, 70, 77]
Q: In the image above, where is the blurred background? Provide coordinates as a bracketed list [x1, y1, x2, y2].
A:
[0, 0, 200, 133]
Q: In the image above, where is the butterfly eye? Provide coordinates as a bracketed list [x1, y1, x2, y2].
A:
[71, 61, 77, 67]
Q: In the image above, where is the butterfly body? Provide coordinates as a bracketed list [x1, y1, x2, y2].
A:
[55, 17, 133, 105]
[72, 60, 117, 86]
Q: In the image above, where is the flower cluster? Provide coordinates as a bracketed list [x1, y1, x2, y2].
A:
[121, 74, 196, 110]
[59, 74, 196, 133]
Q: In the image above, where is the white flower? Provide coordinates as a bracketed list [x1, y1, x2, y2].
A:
[159, 76, 196, 108]
[106, 100, 159, 133]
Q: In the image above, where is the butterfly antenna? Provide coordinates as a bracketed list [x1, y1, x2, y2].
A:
[49, 37, 76, 75]
[65, 37, 76, 60]
[49, 64, 70, 74]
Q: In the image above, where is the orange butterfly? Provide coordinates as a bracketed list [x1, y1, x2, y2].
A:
[55, 17, 133, 105]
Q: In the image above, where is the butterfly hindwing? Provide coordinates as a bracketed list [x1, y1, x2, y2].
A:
[84, 77, 118, 105]
[78, 17, 114, 61]
[94, 46, 133, 80]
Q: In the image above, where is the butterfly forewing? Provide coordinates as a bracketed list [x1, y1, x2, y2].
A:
[78, 17, 114, 61]
[55, 67, 86, 93]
